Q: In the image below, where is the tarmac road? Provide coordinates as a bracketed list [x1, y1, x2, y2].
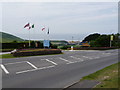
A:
[1, 49, 118, 88]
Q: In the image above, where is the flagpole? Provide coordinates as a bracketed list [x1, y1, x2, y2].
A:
[47, 27, 49, 40]
[33, 25, 36, 48]
[47, 27, 50, 48]
[32, 24, 36, 47]
[24, 23, 31, 48]
[29, 30, 31, 47]
[44, 27, 46, 40]
[44, 27, 46, 49]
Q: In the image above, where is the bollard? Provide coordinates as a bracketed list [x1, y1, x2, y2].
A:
[71, 46, 73, 50]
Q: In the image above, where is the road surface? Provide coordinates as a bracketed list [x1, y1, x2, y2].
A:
[1, 49, 118, 88]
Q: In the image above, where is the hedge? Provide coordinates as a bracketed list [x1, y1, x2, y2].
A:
[58, 45, 71, 49]
[67, 47, 118, 50]
[1, 41, 57, 49]
[12, 49, 62, 57]
[1, 42, 43, 49]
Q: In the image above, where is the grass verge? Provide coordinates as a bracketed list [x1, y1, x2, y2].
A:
[80, 62, 119, 88]
[0, 53, 63, 59]
[0, 54, 15, 58]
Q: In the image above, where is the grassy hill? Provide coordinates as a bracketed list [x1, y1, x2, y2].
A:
[0, 32, 24, 43]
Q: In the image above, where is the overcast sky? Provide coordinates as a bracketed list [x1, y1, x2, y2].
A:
[1, 2, 118, 40]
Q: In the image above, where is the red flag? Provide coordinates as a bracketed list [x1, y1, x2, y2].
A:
[29, 26, 31, 29]
[24, 23, 30, 28]
[42, 27, 45, 31]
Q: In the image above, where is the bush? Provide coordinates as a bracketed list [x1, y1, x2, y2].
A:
[58, 45, 71, 49]
[1, 43, 19, 49]
[67, 47, 118, 50]
[1, 41, 44, 49]
[12, 49, 62, 57]
[51, 44, 58, 49]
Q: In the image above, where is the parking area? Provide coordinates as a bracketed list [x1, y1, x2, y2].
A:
[1, 51, 116, 75]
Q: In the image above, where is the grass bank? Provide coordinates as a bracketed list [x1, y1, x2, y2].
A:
[0, 53, 63, 59]
[80, 62, 119, 88]
[0, 54, 15, 58]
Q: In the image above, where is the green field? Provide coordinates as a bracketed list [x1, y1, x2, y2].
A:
[81, 62, 119, 88]
[0, 32, 24, 43]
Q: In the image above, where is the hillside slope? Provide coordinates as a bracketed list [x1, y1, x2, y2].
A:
[0, 32, 24, 43]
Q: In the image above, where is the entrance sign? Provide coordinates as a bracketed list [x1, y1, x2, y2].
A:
[110, 35, 113, 47]
[111, 35, 113, 41]
[43, 40, 50, 48]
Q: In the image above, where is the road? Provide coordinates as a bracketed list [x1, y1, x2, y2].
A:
[1, 49, 118, 88]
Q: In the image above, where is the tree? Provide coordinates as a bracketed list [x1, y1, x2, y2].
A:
[94, 35, 110, 47]
[85, 33, 120, 47]
[82, 33, 100, 42]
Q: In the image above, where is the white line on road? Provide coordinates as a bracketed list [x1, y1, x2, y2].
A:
[59, 57, 73, 63]
[67, 61, 77, 64]
[102, 53, 111, 56]
[94, 57, 100, 59]
[70, 56, 84, 61]
[26, 61, 38, 69]
[66, 60, 83, 64]
[0, 64, 9, 74]
[64, 80, 80, 88]
[105, 53, 111, 54]
[16, 65, 55, 74]
[82, 56, 93, 59]
[45, 59, 58, 65]
[4, 61, 27, 65]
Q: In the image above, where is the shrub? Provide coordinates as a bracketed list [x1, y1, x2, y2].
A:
[12, 49, 62, 57]
[67, 47, 118, 50]
[58, 45, 71, 49]
[51, 44, 58, 49]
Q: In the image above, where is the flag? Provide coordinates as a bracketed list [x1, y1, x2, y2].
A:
[24, 23, 31, 30]
[42, 27, 45, 31]
[32, 24, 34, 28]
[47, 28, 49, 34]
[24, 23, 30, 28]
[29, 26, 31, 29]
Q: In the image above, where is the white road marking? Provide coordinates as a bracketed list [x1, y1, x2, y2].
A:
[70, 56, 84, 61]
[26, 61, 38, 69]
[106, 53, 111, 54]
[67, 60, 84, 64]
[4, 61, 27, 65]
[59, 57, 73, 63]
[67, 61, 77, 64]
[45, 59, 58, 65]
[16, 65, 55, 74]
[102, 53, 111, 55]
[64, 80, 80, 88]
[94, 57, 100, 59]
[0, 64, 9, 74]
[82, 56, 93, 59]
